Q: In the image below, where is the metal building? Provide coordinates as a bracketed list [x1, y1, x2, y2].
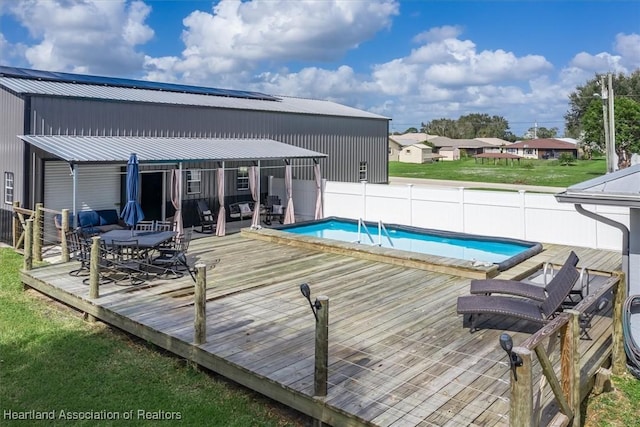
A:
[0, 66, 389, 242]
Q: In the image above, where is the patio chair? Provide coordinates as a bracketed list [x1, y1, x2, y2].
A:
[457, 252, 580, 333]
[109, 239, 148, 285]
[135, 220, 155, 231]
[151, 228, 195, 281]
[196, 200, 216, 234]
[154, 219, 174, 232]
[66, 229, 91, 276]
[263, 195, 284, 225]
[468, 251, 579, 302]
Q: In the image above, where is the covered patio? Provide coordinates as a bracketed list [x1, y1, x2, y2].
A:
[20, 135, 327, 235]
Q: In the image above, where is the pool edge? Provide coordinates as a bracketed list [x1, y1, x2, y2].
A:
[242, 227, 500, 280]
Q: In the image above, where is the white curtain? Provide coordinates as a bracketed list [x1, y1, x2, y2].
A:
[171, 169, 183, 237]
[284, 163, 295, 224]
[216, 166, 226, 236]
[314, 162, 323, 220]
[249, 166, 260, 228]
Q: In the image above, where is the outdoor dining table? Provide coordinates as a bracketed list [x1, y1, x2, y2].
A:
[100, 229, 176, 249]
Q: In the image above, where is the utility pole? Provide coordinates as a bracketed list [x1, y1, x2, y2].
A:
[600, 74, 614, 173]
[608, 73, 616, 170]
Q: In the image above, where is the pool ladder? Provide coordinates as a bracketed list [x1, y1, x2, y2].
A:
[355, 218, 394, 247]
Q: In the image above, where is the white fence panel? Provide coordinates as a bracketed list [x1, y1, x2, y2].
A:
[322, 181, 629, 251]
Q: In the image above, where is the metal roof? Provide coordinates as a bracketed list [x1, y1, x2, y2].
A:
[0, 65, 278, 101]
[19, 135, 327, 164]
[0, 76, 388, 120]
[555, 164, 640, 208]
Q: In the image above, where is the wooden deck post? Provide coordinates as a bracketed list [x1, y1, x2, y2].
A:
[23, 218, 33, 271]
[12, 201, 19, 249]
[194, 263, 207, 345]
[509, 347, 532, 427]
[34, 203, 43, 262]
[61, 209, 70, 262]
[562, 310, 581, 427]
[314, 295, 329, 397]
[612, 272, 627, 375]
[89, 236, 101, 300]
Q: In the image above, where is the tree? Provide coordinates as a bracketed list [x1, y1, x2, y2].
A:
[565, 70, 640, 138]
[403, 127, 419, 133]
[581, 96, 640, 168]
[421, 114, 512, 139]
[523, 126, 558, 139]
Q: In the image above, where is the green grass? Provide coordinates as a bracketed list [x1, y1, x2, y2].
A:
[584, 374, 640, 427]
[0, 249, 303, 426]
[389, 158, 607, 187]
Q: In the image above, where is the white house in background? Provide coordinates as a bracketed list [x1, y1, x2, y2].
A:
[474, 137, 513, 154]
[388, 133, 437, 161]
[398, 144, 443, 164]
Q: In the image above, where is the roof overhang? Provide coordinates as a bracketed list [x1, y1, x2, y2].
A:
[19, 135, 327, 164]
[555, 164, 640, 208]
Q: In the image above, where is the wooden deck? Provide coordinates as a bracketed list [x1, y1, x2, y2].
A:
[20, 233, 622, 426]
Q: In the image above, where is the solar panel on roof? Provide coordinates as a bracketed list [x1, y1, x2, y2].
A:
[0, 65, 279, 101]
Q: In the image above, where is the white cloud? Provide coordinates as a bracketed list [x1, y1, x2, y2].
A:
[143, 0, 399, 83]
[412, 25, 463, 44]
[615, 33, 640, 69]
[5, 0, 153, 74]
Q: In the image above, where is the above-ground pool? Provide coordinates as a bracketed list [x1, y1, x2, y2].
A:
[273, 217, 542, 272]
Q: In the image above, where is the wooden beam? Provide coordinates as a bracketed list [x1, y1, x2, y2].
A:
[534, 345, 572, 419]
[509, 347, 533, 427]
[611, 272, 626, 375]
[194, 264, 207, 345]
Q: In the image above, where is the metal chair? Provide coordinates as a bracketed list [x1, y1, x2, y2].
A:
[66, 230, 91, 276]
[135, 220, 155, 231]
[152, 228, 195, 281]
[263, 195, 284, 225]
[154, 220, 174, 232]
[109, 239, 148, 285]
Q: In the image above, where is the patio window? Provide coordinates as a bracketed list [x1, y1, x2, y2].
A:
[237, 166, 249, 190]
[186, 169, 201, 194]
[4, 172, 13, 204]
[359, 161, 368, 181]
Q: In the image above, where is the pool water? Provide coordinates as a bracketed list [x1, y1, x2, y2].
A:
[279, 218, 540, 266]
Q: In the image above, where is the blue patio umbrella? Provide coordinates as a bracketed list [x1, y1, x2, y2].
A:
[120, 153, 145, 229]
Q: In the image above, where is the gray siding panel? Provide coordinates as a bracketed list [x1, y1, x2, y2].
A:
[0, 88, 26, 210]
[29, 97, 389, 183]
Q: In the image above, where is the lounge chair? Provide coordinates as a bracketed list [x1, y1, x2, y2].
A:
[468, 251, 579, 302]
[456, 252, 580, 332]
[196, 200, 216, 233]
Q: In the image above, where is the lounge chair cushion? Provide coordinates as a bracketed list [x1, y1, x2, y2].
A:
[470, 279, 546, 301]
[272, 204, 283, 215]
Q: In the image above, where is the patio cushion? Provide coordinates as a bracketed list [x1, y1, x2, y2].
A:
[97, 209, 119, 226]
[77, 210, 100, 228]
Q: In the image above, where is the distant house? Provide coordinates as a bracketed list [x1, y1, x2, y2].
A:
[398, 144, 442, 164]
[429, 137, 492, 160]
[388, 133, 437, 161]
[474, 138, 513, 154]
[506, 139, 578, 160]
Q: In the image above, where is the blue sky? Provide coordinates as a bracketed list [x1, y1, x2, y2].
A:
[1, 0, 639, 136]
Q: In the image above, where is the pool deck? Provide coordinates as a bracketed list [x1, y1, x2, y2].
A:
[20, 232, 621, 426]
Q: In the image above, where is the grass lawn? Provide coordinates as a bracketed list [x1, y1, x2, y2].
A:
[0, 249, 304, 426]
[389, 158, 607, 188]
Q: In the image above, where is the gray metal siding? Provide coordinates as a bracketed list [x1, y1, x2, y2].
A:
[29, 96, 389, 183]
[0, 88, 26, 211]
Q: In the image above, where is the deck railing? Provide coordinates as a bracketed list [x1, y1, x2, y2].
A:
[509, 273, 626, 427]
[12, 202, 70, 263]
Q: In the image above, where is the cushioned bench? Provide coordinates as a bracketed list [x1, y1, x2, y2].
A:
[76, 209, 126, 234]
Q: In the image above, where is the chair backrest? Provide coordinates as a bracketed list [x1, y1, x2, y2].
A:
[111, 239, 142, 263]
[266, 195, 281, 207]
[197, 200, 214, 222]
[155, 220, 174, 232]
[135, 220, 155, 231]
[177, 228, 193, 252]
[541, 251, 580, 316]
[66, 230, 84, 259]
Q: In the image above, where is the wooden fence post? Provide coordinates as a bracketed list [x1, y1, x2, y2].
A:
[89, 236, 100, 300]
[612, 272, 627, 375]
[194, 263, 207, 345]
[509, 347, 532, 427]
[562, 310, 581, 427]
[61, 209, 70, 262]
[33, 203, 43, 262]
[12, 201, 20, 248]
[23, 219, 33, 271]
[314, 295, 329, 397]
